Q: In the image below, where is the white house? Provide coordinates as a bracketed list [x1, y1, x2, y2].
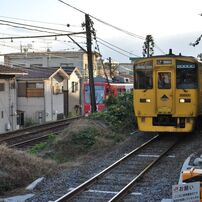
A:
[0, 65, 27, 133]
[59, 66, 82, 115]
[16, 67, 69, 126]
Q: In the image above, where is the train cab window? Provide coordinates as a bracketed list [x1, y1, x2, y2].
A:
[176, 60, 197, 89]
[84, 85, 104, 104]
[158, 72, 171, 89]
[134, 61, 153, 89]
[84, 85, 91, 104]
[95, 86, 104, 104]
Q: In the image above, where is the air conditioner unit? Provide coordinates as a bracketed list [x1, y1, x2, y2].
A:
[53, 86, 62, 94]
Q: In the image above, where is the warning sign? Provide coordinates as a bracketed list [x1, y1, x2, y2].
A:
[172, 182, 200, 202]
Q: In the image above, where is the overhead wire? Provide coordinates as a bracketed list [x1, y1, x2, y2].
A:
[97, 37, 140, 57]
[0, 19, 75, 34]
[58, 0, 144, 40]
[0, 15, 80, 27]
[0, 20, 139, 58]
[97, 40, 134, 58]
[58, 0, 166, 55]
[0, 19, 87, 53]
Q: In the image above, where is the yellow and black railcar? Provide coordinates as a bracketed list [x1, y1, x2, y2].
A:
[133, 51, 202, 132]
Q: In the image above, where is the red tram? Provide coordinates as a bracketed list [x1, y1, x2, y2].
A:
[83, 81, 133, 115]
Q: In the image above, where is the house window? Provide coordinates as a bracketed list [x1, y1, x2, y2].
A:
[1, 111, 3, 119]
[27, 82, 44, 97]
[18, 82, 44, 97]
[0, 83, 5, 91]
[72, 82, 78, 93]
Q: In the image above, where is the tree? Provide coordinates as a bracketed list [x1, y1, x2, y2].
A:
[142, 35, 155, 57]
[197, 53, 202, 61]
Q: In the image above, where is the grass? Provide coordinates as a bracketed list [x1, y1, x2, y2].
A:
[0, 145, 56, 195]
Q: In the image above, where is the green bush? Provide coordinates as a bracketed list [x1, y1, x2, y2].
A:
[70, 128, 98, 148]
[90, 92, 135, 132]
[29, 134, 56, 155]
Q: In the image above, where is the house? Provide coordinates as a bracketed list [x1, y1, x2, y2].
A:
[4, 50, 100, 78]
[44, 66, 82, 116]
[61, 66, 82, 115]
[0, 65, 27, 133]
[16, 67, 69, 126]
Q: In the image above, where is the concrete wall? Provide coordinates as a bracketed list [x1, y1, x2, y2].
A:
[17, 97, 44, 124]
[68, 71, 81, 115]
[0, 78, 18, 134]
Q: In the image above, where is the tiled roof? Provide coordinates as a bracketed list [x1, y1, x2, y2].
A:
[19, 67, 56, 79]
[0, 65, 27, 75]
[45, 66, 76, 75]
[17, 67, 69, 80]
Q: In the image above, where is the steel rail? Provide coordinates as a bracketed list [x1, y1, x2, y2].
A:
[0, 116, 82, 137]
[108, 137, 181, 202]
[0, 116, 82, 144]
[9, 133, 54, 148]
[54, 135, 160, 202]
[0, 122, 68, 143]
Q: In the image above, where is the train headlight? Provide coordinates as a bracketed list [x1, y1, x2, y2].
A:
[179, 98, 185, 103]
[179, 98, 191, 103]
[140, 98, 151, 103]
[146, 99, 151, 103]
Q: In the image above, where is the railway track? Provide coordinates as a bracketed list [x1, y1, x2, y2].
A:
[0, 116, 82, 148]
[54, 134, 181, 202]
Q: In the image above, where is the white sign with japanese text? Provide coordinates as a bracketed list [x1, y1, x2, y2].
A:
[172, 182, 200, 202]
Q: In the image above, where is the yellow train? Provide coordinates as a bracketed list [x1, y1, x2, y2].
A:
[133, 51, 202, 132]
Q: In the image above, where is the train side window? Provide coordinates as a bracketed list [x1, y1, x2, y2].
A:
[158, 72, 171, 89]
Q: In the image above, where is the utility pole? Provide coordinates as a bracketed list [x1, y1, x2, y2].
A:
[108, 57, 113, 78]
[85, 14, 96, 113]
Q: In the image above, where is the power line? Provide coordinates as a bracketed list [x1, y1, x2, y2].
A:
[0, 15, 80, 27]
[0, 32, 86, 40]
[58, 0, 145, 40]
[98, 40, 132, 58]
[58, 0, 166, 55]
[0, 19, 74, 34]
[97, 37, 140, 57]
[0, 22, 58, 34]
[154, 44, 166, 55]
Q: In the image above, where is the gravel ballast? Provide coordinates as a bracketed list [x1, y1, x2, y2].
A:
[25, 131, 202, 202]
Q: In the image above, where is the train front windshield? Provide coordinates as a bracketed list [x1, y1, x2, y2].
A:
[176, 60, 198, 89]
[85, 85, 105, 104]
[134, 61, 153, 89]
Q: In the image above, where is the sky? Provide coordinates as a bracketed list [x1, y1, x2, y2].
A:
[0, 0, 202, 63]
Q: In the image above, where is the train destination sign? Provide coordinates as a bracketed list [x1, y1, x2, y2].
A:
[172, 182, 200, 202]
[177, 64, 195, 69]
[157, 60, 172, 65]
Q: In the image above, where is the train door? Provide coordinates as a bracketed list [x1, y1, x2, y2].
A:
[156, 71, 173, 114]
